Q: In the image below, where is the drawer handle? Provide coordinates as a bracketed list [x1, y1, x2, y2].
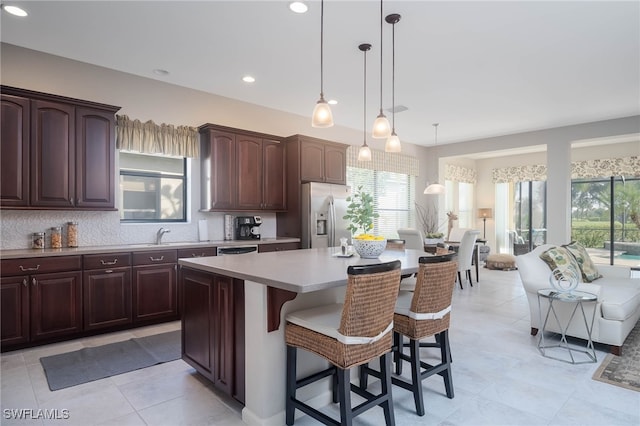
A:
[149, 256, 164, 262]
[105, 270, 113, 274]
[191, 253, 206, 257]
[100, 259, 118, 266]
[19, 265, 40, 272]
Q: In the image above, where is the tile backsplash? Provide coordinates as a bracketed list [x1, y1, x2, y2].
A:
[0, 210, 277, 250]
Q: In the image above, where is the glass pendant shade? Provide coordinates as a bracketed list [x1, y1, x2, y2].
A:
[372, 113, 391, 138]
[357, 144, 372, 161]
[424, 183, 445, 194]
[385, 132, 401, 152]
[311, 97, 333, 128]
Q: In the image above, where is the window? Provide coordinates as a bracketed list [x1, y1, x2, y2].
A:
[347, 167, 415, 238]
[119, 152, 187, 222]
[571, 176, 640, 266]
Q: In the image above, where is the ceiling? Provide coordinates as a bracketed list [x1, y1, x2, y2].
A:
[2, 1, 639, 147]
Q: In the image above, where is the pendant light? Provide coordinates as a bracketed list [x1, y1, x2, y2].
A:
[384, 13, 401, 152]
[424, 123, 445, 194]
[311, 0, 333, 128]
[358, 43, 372, 162]
[372, 0, 390, 138]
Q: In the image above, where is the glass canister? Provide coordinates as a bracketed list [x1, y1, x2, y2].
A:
[66, 222, 78, 248]
[50, 227, 62, 249]
[32, 232, 45, 249]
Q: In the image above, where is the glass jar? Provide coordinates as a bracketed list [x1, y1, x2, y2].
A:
[32, 232, 45, 249]
[50, 227, 62, 249]
[66, 222, 78, 248]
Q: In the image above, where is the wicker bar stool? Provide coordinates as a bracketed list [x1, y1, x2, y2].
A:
[360, 253, 458, 417]
[285, 260, 402, 425]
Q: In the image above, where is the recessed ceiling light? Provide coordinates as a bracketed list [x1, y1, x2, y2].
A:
[242, 75, 256, 83]
[289, 2, 308, 13]
[328, 99, 338, 105]
[2, 5, 28, 17]
[153, 69, 169, 76]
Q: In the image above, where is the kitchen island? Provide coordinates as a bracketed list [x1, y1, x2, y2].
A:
[178, 247, 426, 426]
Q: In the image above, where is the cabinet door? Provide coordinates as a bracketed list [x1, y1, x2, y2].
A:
[202, 130, 236, 210]
[1, 94, 30, 207]
[30, 271, 82, 341]
[132, 264, 178, 323]
[236, 135, 263, 210]
[324, 145, 347, 185]
[299, 140, 326, 182]
[1, 276, 30, 347]
[181, 268, 214, 378]
[75, 108, 115, 208]
[262, 139, 286, 210]
[83, 267, 132, 330]
[30, 100, 75, 207]
[213, 275, 234, 395]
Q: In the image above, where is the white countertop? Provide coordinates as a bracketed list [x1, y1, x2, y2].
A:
[178, 247, 427, 293]
[0, 238, 299, 259]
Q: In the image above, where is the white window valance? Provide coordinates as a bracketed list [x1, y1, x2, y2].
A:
[492, 165, 547, 183]
[346, 146, 419, 176]
[116, 115, 199, 158]
[571, 156, 640, 179]
[445, 164, 477, 184]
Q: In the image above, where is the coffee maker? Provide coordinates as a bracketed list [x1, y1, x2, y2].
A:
[234, 216, 262, 240]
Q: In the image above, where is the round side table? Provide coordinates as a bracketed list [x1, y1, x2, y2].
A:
[537, 288, 597, 364]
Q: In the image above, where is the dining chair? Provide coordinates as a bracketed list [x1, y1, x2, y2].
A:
[359, 252, 458, 416]
[396, 229, 425, 291]
[456, 229, 480, 289]
[285, 261, 402, 425]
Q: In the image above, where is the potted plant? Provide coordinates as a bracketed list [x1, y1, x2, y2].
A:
[416, 202, 446, 244]
[343, 186, 386, 258]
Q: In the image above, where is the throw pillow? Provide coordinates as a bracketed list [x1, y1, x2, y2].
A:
[539, 246, 582, 281]
[563, 241, 602, 282]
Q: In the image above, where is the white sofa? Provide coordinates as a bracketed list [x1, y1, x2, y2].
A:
[516, 244, 640, 355]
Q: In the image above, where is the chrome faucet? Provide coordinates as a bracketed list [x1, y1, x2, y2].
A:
[156, 228, 171, 245]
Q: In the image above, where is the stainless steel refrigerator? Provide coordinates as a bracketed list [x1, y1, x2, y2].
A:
[301, 182, 351, 249]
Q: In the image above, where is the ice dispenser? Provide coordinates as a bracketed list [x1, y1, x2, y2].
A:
[316, 212, 327, 235]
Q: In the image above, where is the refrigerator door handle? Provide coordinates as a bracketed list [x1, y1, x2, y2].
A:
[328, 195, 335, 247]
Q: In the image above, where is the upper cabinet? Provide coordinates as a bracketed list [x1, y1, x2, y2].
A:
[287, 135, 347, 185]
[1, 86, 120, 210]
[199, 124, 286, 212]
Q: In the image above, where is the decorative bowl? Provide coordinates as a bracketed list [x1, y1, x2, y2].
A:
[353, 238, 386, 259]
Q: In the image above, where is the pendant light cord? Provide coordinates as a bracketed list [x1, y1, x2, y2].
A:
[363, 47, 367, 144]
[391, 18, 395, 132]
[320, 0, 325, 97]
[379, 0, 383, 115]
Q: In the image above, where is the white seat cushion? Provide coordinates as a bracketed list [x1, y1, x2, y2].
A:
[286, 304, 343, 340]
[399, 276, 417, 292]
[599, 281, 640, 321]
[394, 291, 414, 317]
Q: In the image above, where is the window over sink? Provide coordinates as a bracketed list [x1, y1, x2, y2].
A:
[119, 151, 187, 222]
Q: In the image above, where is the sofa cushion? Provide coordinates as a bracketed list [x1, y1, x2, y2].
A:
[563, 241, 602, 282]
[539, 246, 582, 279]
[598, 280, 640, 321]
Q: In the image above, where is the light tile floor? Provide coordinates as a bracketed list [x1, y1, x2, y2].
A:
[2, 268, 639, 425]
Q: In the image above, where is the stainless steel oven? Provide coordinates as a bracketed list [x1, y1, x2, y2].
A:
[216, 245, 258, 255]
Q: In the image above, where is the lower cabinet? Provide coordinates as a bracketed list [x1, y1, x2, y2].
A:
[257, 242, 300, 253]
[132, 250, 178, 323]
[1, 256, 83, 348]
[83, 253, 132, 330]
[181, 267, 245, 404]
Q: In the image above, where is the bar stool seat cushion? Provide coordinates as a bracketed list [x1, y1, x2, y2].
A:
[286, 304, 343, 340]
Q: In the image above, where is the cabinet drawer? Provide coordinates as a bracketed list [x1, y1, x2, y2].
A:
[177, 247, 217, 259]
[132, 250, 177, 266]
[258, 242, 300, 253]
[83, 253, 131, 270]
[1, 256, 82, 276]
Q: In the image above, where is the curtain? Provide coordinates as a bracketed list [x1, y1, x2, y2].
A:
[116, 115, 199, 158]
[346, 146, 419, 176]
[492, 165, 547, 183]
[445, 164, 477, 184]
[571, 156, 640, 179]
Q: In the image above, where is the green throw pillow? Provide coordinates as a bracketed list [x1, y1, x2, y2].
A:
[539, 246, 582, 281]
[563, 241, 602, 282]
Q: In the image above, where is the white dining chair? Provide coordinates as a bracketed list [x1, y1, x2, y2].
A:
[456, 229, 480, 289]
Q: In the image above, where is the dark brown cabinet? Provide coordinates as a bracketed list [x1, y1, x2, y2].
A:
[83, 253, 132, 330]
[0, 256, 82, 348]
[180, 267, 245, 403]
[0, 86, 119, 210]
[1, 94, 30, 207]
[132, 250, 178, 323]
[257, 242, 301, 253]
[199, 124, 286, 212]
